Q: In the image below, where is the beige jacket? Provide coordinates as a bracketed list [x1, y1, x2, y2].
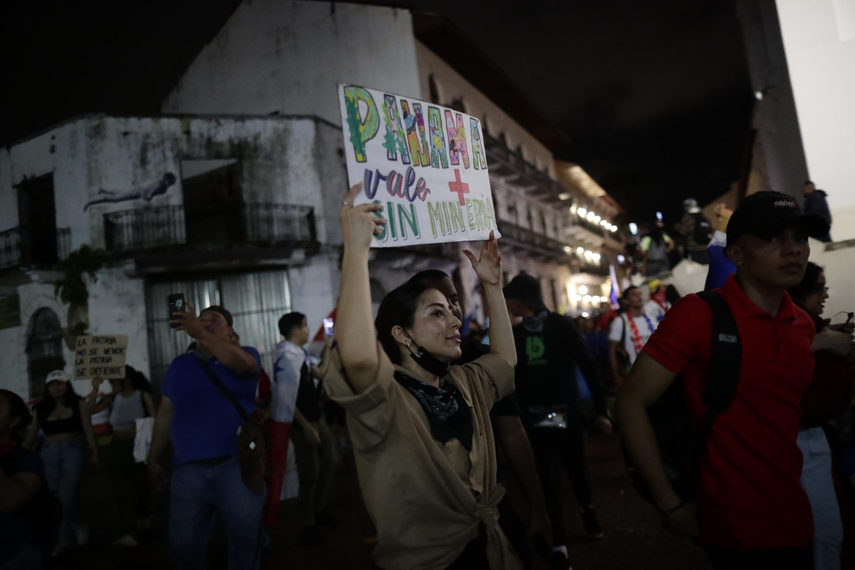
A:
[325, 344, 521, 570]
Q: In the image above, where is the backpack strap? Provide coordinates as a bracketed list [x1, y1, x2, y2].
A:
[195, 353, 250, 423]
[695, 290, 742, 445]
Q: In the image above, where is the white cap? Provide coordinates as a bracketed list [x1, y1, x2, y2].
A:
[46, 370, 69, 383]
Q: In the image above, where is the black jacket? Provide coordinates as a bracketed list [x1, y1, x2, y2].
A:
[804, 190, 832, 225]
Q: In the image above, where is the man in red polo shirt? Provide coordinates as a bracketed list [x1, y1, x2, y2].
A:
[618, 191, 831, 568]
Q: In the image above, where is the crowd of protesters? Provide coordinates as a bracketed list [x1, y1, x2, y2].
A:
[4, 180, 855, 570]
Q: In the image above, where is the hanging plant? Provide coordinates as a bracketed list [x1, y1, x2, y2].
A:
[54, 245, 105, 306]
[55, 245, 104, 342]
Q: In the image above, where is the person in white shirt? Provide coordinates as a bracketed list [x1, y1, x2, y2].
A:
[644, 279, 671, 323]
[609, 286, 658, 391]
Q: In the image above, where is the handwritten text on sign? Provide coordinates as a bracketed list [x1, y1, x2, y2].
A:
[74, 335, 128, 379]
[338, 85, 499, 247]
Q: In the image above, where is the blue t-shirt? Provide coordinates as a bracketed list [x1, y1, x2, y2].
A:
[163, 347, 261, 464]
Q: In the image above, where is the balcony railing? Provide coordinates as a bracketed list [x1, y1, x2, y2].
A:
[497, 219, 572, 260]
[103, 203, 317, 254]
[0, 226, 71, 271]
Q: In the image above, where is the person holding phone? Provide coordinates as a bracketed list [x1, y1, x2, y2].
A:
[325, 183, 520, 569]
[269, 312, 337, 541]
[146, 302, 264, 570]
[24, 370, 99, 556]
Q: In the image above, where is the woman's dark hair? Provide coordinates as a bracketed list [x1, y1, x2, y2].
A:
[787, 262, 824, 303]
[35, 379, 80, 424]
[125, 365, 153, 394]
[665, 284, 681, 305]
[0, 389, 33, 442]
[621, 286, 639, 301]
[410, 269, 450, 284]
[375, 279, 434, 365]
[647, 223, 665, 245]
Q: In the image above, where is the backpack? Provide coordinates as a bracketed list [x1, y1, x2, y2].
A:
[692, 213, 713, 246]
[624, 290, 741, 503]
[647, 237, 669, 264]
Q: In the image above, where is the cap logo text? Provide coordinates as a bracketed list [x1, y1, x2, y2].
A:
[774, 200, 797, 208]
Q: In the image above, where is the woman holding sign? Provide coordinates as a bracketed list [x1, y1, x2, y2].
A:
[324, 183, 521, 569]
[25, 370, 98, 556]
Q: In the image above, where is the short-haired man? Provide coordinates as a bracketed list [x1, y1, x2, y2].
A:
[147, 304, 263, 570]
[803, 180, 832, 242]
[504, 273, 613, 568]
[276, 312, 336, 546]
[609, 286, 658, 391]
[618, 191, 830, 568]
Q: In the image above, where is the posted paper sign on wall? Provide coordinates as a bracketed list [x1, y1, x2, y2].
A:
[73, 335, 128, 379]
[338, 84, 499, 247]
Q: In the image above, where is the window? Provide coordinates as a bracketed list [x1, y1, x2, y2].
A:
[17, 174, 59, 266]
[27, 308, 65, 398]
[428, 74, 440, 105]
[181, 159, 243, 247]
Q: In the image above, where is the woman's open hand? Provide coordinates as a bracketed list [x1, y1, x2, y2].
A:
[340, 183, 386, 250]
[463, 230, 502, 286]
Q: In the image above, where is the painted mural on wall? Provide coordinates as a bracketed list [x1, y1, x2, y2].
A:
[337, 85, 498, 248]
[84, 172, 177, 211]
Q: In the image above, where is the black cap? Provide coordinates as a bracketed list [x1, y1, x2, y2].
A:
[503, 274, 547, 312]
[200, 305, 234, 327]
[726, 191, 829, 250]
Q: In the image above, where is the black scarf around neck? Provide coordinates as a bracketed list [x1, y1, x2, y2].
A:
[394, 371, 473, 451]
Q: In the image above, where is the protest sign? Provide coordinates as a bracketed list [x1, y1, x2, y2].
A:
[73, 335, 128, 379]
[338, 84, 500, 247]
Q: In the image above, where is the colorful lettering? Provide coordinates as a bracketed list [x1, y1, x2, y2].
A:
[401, 100, 430, 167]
[343, 87, 379, 163]
[428, 107, 449, 169]
[444, 111, 470, 168]
[381, 95, 410, 164]
[470, 118, 487, 170]
[397, 203, 420, 239]
[428, 201, 447, 237]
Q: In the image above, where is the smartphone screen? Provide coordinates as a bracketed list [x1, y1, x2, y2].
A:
[323, 317, 334, 337]
[168, 293, 186, 329]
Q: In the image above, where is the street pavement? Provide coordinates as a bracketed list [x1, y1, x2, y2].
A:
[51, 431, 712, 570]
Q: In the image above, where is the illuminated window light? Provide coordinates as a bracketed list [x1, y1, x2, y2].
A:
[581, 312, 590, 318]
[629, 223, 638, 236]
[563, 245, 572, 253]
[584, 250, 593, 261]
[583, 295, 592, 303]
[586, 212, 595, 222]
[617, 254, 626, 264]
[579, 285, 588, 295]
[576, 246, 585, 255]
[593, 215, 601, 223]
[578, 207, 587, 218]
[570, 204, 578, 215]
[593, 253, 601, 262]
[558, 193, 571, 201]
[610, 225, 618, 233]
[592, 296, 601, 304]
[574, 295, 582, 302]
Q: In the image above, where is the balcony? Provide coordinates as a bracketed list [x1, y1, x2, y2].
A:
[497, 219, 573, 263]
[0, 226, 71, 271]
[103, 204, 318, 260]
[483, 133, 568, 204]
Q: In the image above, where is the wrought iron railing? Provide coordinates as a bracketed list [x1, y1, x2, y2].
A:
[497, 219, 572, 257]
[103, 203, 317, 254]
[0, 226, 70, 270]
[0, 227, 21, 269]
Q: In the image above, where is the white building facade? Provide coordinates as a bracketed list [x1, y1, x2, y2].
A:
[0, 0, 623, 399]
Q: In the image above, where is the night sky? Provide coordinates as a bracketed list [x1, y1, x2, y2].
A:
[1, 0, 752, 224]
